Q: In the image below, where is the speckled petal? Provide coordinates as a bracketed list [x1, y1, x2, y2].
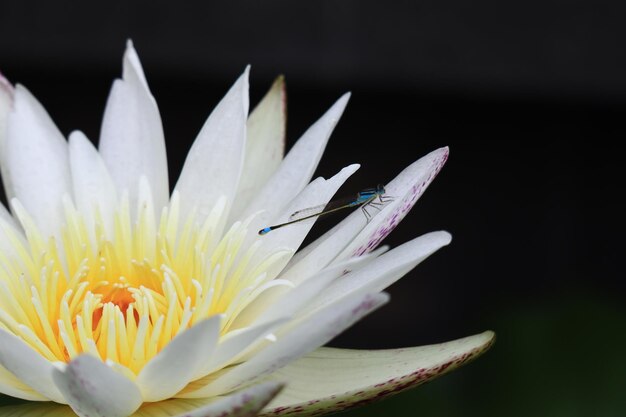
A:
[136, 317, 221, 402]
[5, 85, 71, 238]
[52, 355, 143, 417]
[174, 67, 249, 226]
[231, 76, 286, 221]
[0, 329, 65, 403]
[262, 331, 495, 417]
[179, 292, 388, 398]
[285, 147, 449, 280]
[242, 94, 350, 222]
[99, 41, 169, 217]
[335, 147, 449, 260]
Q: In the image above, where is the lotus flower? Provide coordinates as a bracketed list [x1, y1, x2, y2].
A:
[0, 41, 494, 417]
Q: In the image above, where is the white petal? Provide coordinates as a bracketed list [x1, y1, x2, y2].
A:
[286, 147, 449, 278]
[0, 362, 47, 401]
[252, 164, 359, 259]
[263, 332, 495, 416]
[136, 316, 220, 402]
[197, 318, 288, 377]
[174, 67, 249, 225]
[0, 72, 15, 205]
[241, 94, 350, 221]
[0, 209, 24, 257]
[230, 76, 286, 221]
[99, 41, 169, 216]
[179, 292, 388, 398]
[0, 202, 15, 228]
[130, 382, 283, 417]
[5, 85, 71, 238]
[257, 252, 380, 325]
[335, 147, 449, 260]
[52, 355, 142, 417]
[0, 328, 65, 402]
[69, 130, 118, 241]
[303, 231, 451, 316]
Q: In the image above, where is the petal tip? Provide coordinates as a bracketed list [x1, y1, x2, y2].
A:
[0, 72, 14, 98]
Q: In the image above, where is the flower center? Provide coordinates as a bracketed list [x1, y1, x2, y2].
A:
[92, 279, 135, 330]
[0, 194, 292, 375]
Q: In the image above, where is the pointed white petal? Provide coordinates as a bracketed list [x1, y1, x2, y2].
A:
[336, 147, 449, 260]
[174, 67, 249, 224]
[262, 331, 495, 416]
[304, 231, 451, 316]
[136, 316, 220, 402]
[52, 355, 142, 417]
[257, 252, 380, 325]
[5, 85, 71, 237]
[0, 329, 65, 402]
[286, 147, 449, 278]
[69, 130, 118, 241]
[252, 164, 359, 259]
[230, 76, 286, 221]
[99, 41, 169, 215]
[242, 94, 350, 221]
[0, 72, 15, 204]
[0, 363, 47, 401]
[197, 318, 288, 377]
[180, 292, 388, 398]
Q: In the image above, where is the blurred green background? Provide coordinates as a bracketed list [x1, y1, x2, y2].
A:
[339, 293, 626, 417]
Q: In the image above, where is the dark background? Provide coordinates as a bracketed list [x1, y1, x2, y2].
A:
[1, 1, 625, 416]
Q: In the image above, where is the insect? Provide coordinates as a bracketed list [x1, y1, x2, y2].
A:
[258, 184, 390, 235]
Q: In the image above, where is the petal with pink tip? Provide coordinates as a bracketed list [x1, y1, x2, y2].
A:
[52, 355, 142, 417]
[99, 41, 169, 216]
[285, 147, 449, 280]
[336, 147, 449, 260]
[261, 331, 495, 416]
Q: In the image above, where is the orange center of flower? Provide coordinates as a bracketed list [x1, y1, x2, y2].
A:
[92, 279, 135, 330]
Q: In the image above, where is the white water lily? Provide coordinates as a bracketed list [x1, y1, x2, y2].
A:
[0, 42, 494, 417]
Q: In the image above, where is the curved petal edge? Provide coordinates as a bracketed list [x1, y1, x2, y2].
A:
[261, 330, 495, 416]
